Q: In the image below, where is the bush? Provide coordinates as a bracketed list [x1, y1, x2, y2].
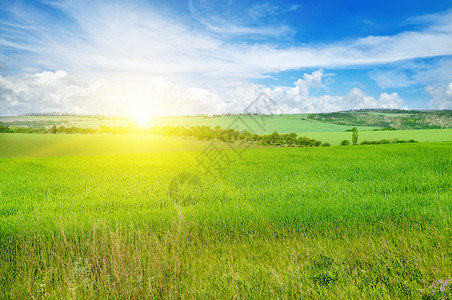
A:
[340, 140, 350, 146]
[361, 139, 418, 145]
[321, 143, 331, 147]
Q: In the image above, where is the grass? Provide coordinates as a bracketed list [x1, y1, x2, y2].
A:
[3, 114, 451, 147]
[0, 133, 262, 158]
[147, 114, 377, 133]
[2, 114, 377, 132]
[300, 128, 452, 145]
[0, 134, 451, 298]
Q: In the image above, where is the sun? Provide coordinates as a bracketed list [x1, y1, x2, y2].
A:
[132, 111, 152, 127]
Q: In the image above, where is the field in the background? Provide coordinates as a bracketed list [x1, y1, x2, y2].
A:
[147, 114, 376, 133]
[1, 114, 376, 132]
[305, 128, 452, 145]
[2, 114, 451, 146]
[0, 133, 262, 158]
[0, 135, 450, 298]
[0, 115, 99, 122]
[0, 115, 129, 128]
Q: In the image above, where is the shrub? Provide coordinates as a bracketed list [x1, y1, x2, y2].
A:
[340, 140, 350, 146]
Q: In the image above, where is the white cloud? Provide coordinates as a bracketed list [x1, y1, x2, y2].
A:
[0, 69, 407, 116]
[0, 70, 91, 114]
[377, 92, 406, 109]
[369, 56, 452, 89]
[188, 0, 295, 38]
[30, 70, 69, 85]
[0, 71, 228, 116]
[293, 69, 324, 97]
[425, 82, 452, 109]
[369, 70, 414, 89]
[224, 70, 406, 113]
[1, 1, 452, 90]
[272, 72, 405, 113]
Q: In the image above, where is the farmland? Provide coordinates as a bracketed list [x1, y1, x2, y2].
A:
[2, 113, 452, 146]
[302, 128, 452, 145]
[1, 113, 374, 132]
[0, 133, 451, 298]
[3, 0, 452, 298]
[0, 133, 263, 158]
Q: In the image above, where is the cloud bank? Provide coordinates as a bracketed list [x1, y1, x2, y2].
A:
[425, 82, 452, 109]
[0, 69, 408, 115]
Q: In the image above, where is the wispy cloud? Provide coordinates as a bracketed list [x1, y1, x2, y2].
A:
[2, 1, 452, 85]
[0, 1, 451, 114]
[370, 70, 415, 89]
[369, 56, 452, 89]
[188, 0, 295, 38]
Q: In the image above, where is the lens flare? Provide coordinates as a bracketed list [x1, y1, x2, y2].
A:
[132, 111, 152, 127]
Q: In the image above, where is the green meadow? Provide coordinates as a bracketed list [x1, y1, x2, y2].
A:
[0, 133, 262, 158]
[303, 128, 452, 145]
[0, 133, 451, 298]
[146, 114, 375, 133]
[2, 114, 374, 132]
[3, 114, 451, 146]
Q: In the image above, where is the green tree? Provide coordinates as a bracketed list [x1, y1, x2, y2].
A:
[340, 140, 350, 146]
[270, 131, 281, 144]
[352, 127, 358, 145]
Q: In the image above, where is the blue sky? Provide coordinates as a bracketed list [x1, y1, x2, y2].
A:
[1, 0, 452, 115]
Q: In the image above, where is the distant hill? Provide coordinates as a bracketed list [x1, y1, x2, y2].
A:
[307, 109, 452, 129]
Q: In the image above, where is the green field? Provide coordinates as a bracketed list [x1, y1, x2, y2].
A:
[303, 128, 452, 145]
[148, 114, 377, 133]
[0, 115, 129, 128]
[2, 114, 377, 132]
[0, 134, 451, 298]
[3, 114, 452, 147]
[0, 133, 262, 158]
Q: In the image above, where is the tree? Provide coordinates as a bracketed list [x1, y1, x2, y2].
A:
[0, 126, 12, 133]
[270, 131, 281, 144]
[340, 140, 350, 146]
[352, 127, 359, 145]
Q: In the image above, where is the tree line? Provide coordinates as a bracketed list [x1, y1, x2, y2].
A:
[0, 124, 418, 146]
[21, 113, 126, 119]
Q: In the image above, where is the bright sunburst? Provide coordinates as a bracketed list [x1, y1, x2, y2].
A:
[132, 111, 152, 127]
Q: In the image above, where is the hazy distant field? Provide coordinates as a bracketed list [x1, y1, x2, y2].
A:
[0, 115, 97, 122]
[0, 134, 450, 298]
[1, 114, 376, 132]
[2, 114, 451, 146]
[0, 133, 262, 158]
[146, 114, 377, 133]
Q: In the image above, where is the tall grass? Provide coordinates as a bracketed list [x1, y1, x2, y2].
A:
[0, 142, 451, 298]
